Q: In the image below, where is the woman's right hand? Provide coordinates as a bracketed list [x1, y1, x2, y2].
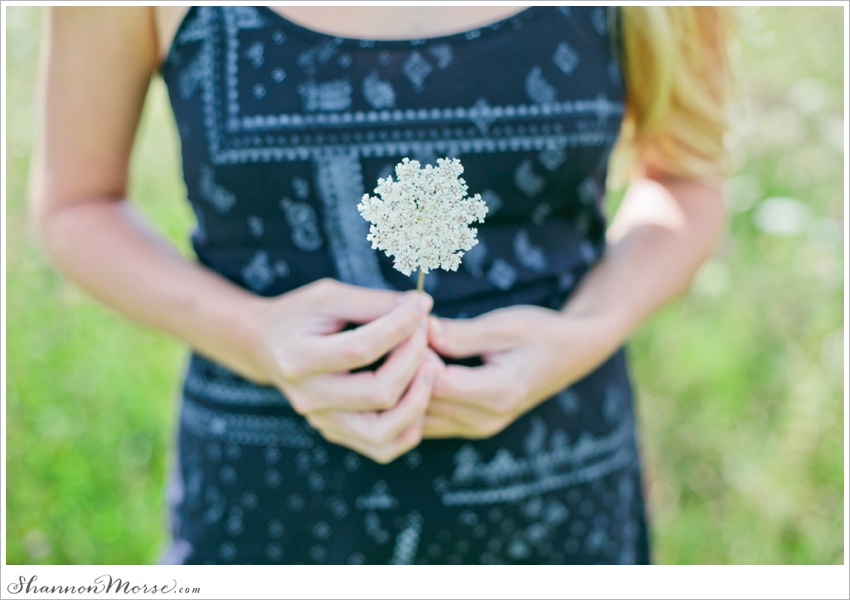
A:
[248, 278, 435, 464]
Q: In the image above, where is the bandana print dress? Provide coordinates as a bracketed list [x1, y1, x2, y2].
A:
[159, 5, 651, 565]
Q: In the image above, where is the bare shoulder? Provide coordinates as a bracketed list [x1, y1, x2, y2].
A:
[154, 6, 190, 64]
[36, 7, 162, 211]
[50, 6, 190, 67]
[48, 6, 158, 66]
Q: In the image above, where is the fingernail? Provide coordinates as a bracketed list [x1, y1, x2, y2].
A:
[422, 368, 433, 387]
[417, 318, 428, 333]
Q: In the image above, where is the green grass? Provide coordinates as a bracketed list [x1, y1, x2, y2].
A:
[5, 7, 844, 564]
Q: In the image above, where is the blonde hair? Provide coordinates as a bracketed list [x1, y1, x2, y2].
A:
[609, 6, 735, 185]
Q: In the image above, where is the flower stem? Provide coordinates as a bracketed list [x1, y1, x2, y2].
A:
[416, 268, 425, 292]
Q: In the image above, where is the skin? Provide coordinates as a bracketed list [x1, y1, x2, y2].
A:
[31, 7, 725, 464]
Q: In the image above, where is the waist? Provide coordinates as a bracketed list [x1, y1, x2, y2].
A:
[179, 345, 635, 448]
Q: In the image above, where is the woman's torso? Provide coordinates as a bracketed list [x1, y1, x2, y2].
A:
[158, 6, 648, 565]
[159, 5, 623, 315]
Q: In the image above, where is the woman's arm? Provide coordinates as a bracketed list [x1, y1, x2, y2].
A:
[30, 7, 274, 379]
[422, 173, 725, 438]
[31, 7, 434, 464]
[563, 171, 726, 346]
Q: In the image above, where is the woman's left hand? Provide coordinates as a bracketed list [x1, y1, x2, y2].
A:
[422, 305, 619, 439]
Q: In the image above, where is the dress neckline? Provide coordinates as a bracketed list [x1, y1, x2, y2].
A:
[255, 5, 546, 49]
[161, 6, 551, 72]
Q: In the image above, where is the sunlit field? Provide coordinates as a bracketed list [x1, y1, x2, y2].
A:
[5, 7, 844, 564]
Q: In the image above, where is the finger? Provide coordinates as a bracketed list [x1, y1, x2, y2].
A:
[422, 414, 464, 439]
[426, 400, 507, 434]
[368, 361, 432, 441]
[428, 313, 517, 359]
[319, 416, 424, 465]
[431, 363, 509, 407]
[309, 278, 403, 323]
[311, 361, 433, 444]
[368, 417, 425, 465]
[427, 399, 484, 422]
[424, 347, 447, 369]
[325, 284, 430, 325]
[423, 411, 505, 439]
[349, 316, 429, 410]
[304, 317, 427, 412]
[307, 293, 432, 374]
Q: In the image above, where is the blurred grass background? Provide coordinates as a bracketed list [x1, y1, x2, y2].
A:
[4, 7, 845, 564]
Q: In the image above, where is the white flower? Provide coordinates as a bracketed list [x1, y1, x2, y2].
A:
[357, 157, 488, 276]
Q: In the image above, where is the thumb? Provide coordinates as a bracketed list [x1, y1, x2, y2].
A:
[314, 279, 431, 323]
[428, 314, 515, 359]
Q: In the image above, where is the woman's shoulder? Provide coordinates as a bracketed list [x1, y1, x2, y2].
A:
[154, 6, 191, 66]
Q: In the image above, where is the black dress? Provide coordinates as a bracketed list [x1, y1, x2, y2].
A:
[159, 5, 650, 564]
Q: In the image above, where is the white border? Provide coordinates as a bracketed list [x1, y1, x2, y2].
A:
[1, 2, 848, 600]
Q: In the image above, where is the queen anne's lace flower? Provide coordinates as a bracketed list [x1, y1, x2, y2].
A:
[358, 158, 487, 276]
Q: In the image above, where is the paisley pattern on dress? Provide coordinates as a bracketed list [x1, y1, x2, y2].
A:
[160, 6, 650, 565]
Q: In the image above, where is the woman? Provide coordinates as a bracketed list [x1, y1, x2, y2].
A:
[31, 6, 731, 564]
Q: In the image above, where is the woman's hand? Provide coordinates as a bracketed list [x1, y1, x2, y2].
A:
[304, 349, 444, 464]
[422, 306, 620, 439]
[422, 175, 725, 441]
[249, 278, 435, 463]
